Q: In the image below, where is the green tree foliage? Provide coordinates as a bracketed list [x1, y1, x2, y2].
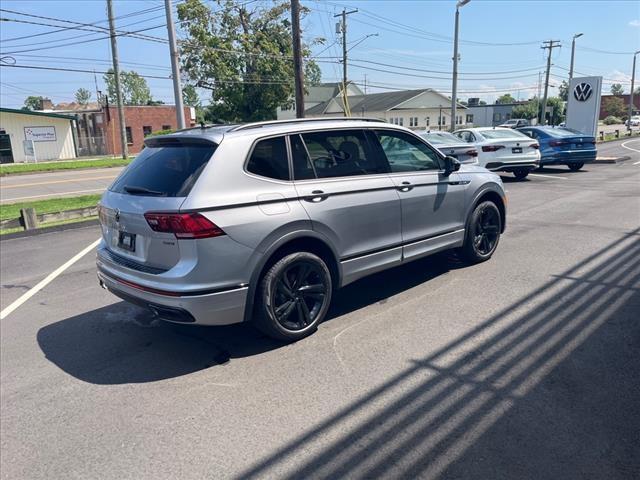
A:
[511, 100, 539, 120]
[74, 88, 92, 105]
[558, 80, 569, 102]
[610, 83, 624, 96]
[103, 69, 153, 105]
[496, 93, 516, 104]
[22, 95, 45, 111]
[182, 84, 200, 107]
[177, 0, 322, 122]
[546, 97, 565, 124]
[603, 96, 626, 119]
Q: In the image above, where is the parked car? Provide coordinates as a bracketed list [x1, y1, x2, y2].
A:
[453, 127, 540, 180]
[517, 126, 596, 171]
[499, 119, 530, 129]
[96, 118, 507, 342]
[626, 116, 640, 127]
[417, 130, 479, 164]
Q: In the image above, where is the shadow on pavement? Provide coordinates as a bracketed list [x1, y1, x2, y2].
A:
[232, 228, 640, 479]
[37, 251, 462, 385]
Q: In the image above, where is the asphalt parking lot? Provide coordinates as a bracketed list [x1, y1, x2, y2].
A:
[1, 140, 639, 479]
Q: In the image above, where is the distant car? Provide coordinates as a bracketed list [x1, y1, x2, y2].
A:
[626, 116, 640, 127]
[453, 127, 540, 180]
[417, 130, 479, 164]
[499, 119, 530, 129]
[517, 126, 596, 171]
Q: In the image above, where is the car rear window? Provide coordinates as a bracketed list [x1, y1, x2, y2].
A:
[246, 136, 289, 180]
[545, 127, 584, 137]
[110, 143, 215, 197]
[423, 132, 462, 145]
[480, 129, 529, 140]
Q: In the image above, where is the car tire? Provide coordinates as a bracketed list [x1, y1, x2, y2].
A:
[568, 163, 584, 171]
[254, 252, 332, 342]
[513, 169, 529, 180]
[461, 201, 502, 264]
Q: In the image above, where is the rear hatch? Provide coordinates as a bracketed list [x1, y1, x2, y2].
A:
[480, 129, 538, 162]
[98, 137, 217, 271]
[547, 131, 596, 152]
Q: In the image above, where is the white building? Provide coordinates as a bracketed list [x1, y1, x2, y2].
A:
[0, 107, 77, 163]
[277, 82, 365, 120]
[290, 84, 467, 130]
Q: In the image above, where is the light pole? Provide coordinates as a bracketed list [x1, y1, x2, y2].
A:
[450, 0, 470, 132]
[569, 33, 583, 82]
[628, 50, 640, 132]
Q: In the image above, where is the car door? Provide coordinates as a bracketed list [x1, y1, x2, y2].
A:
[370, 129, 467, 262]
[291, 129, 403, 285]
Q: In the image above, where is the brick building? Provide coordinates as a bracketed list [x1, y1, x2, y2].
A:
[599, 94, 640, 120]
[102, 105, 195, 155]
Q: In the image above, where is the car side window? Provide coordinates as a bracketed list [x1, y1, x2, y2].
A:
[375, 130, 441, 173]
[467, 132, 477, 142]
[296, 129, 385, 179]
[246, 136, 289, 180]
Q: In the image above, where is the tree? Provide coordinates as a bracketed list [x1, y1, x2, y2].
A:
[22, 95, 45, 110]
[546, 97, 565, 125]
[74, 88, 92, 105]
[103, 69, 153, 105]
[511, 100, 538, 120]
[610, 83, 624, 96]
[182, 84, 200, 107]
[558, 80, 569, 102]
[496, 93, 516, 104]
[603, 96, 626, 118]
[177, 0, 322, 122]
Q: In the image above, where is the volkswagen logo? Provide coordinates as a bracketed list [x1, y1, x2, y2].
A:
[573, 83, 593, 102]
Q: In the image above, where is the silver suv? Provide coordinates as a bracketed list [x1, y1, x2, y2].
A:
[97, 118, 506, 341]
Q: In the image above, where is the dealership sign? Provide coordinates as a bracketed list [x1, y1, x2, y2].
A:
[24, 126, 56, 142]
[565, 76, 602, 137]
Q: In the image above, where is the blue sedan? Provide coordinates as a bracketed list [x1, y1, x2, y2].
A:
[517, 126, 597, 171]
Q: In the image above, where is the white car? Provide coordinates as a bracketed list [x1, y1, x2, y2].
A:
[417, 131, 479, 164]
[626, 116, 640, 127]
[453, 127, 540, 180]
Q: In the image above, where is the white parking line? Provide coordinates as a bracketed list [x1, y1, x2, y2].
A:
[621, 139, 640, 154]
[0, 238, 101, 320]
[529, 173, 568, 180]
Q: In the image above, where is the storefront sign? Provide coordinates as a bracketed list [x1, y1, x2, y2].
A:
[24, 126, 57, 142]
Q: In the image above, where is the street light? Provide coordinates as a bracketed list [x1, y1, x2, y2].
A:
[569, 33, 583, 82]
[628, 50, 640, 132]
[450, 0, 470, 132]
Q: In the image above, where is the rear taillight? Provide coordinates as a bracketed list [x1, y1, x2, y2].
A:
[466, 149, 478, 157]
[549, 140, 568, 147]
[482, 145, 505, 152]
[530, 143, 540, 149]
[144, 212, 225, 239]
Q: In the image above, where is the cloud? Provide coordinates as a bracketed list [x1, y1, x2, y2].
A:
[629, 19, 640, 27]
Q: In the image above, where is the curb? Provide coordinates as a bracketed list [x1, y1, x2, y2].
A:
[593, 156, 630, 164]
[0, 219, 99, 241]
[0, 164, 127, 177]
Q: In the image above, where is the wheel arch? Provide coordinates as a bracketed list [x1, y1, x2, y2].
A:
[243, 231, 341, 323]
[468, 186, 507, 233]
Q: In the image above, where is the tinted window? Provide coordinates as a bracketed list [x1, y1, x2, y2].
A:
[545, 127, 584, 137]
[480, 129, 529, 140]
[297, 129, 384, 179]
[290, 134, 316, 180]
[111, 143, 215, 197]
[376, 130, 441, 172]
[422, 132, 461, 145]
[247, 136, 289, 180]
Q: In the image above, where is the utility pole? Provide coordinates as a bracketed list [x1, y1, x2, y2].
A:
[291, 0, 305, 118]
[107, 0, 128, 159]
[540, 40, 560, 125]
[335, 8, 358, 116]
[450, 0, 470, 132]
[628, 51, 639, 133]
[569, 33, 583, 82]
[165, 0, 185, 129]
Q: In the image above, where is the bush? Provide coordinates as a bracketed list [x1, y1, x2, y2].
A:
[603, 116, 622, 125]
[145, 129, 174, 137]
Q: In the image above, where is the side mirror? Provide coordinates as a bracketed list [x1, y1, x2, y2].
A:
[443, 156, 461, 176]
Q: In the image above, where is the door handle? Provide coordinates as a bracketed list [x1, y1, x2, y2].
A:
[397, 181, 413, 192]
[305, 190, 329, 202]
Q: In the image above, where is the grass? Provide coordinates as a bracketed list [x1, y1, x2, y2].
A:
[0, 194, 101, 221]
[0, 215, 98, 236]
[0, 157, 131, 176]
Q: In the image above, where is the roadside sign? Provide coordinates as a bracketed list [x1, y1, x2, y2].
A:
[565, 76, 602, 136]
[22, 140, 37, 163]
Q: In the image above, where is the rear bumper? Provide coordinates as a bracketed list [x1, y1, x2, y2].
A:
[485, 160, 539, 172]
[97, 267, 248, 326]
[540, 150, 596, 165]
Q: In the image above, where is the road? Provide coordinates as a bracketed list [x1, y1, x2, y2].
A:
[0, 167, 123, 204]
[1, 145, 639, 479]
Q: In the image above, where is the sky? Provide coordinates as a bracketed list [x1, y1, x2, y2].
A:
[0, 0, 639, 109]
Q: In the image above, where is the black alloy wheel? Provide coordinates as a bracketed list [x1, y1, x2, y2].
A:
[473, 204, 501, 256]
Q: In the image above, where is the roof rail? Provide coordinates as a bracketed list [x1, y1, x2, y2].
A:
[230, 117, 386, 132]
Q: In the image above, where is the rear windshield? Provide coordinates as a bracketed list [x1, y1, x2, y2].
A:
[545, 127, 584, 137]
[422, 132, 462, 145]
[110, 143, 215, 197]
[480, 129, 529, 140]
